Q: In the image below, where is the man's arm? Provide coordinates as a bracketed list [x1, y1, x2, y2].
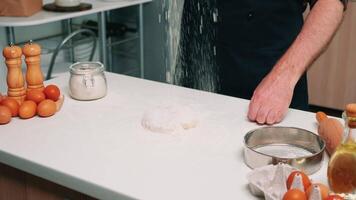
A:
[247, 0, 345, 124]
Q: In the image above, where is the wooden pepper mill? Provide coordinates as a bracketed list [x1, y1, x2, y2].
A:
[22, 41, 44, 92]
[2, 44, 26, 104]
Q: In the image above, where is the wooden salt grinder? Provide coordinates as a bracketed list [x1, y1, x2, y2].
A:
[2, 44, 26, 104]
[23, 41, 44, 92]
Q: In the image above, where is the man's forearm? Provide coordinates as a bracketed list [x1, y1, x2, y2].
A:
[272, 0, 344, 85]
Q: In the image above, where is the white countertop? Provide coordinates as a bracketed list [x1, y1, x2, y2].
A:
[0, 0, 151, 27]
[0, 73, 329, 200]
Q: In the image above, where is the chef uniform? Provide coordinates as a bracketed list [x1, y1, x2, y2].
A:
[216, 0, 347, 110]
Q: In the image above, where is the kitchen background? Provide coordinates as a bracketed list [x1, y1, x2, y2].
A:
[1, 0, 355, 114]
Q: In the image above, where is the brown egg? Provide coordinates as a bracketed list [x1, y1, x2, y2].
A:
[19, 101, 37, 119]
[283, 189, 307, 200]
[1, 98, 20, 117]
[306, 183, 329, 200]
[0, 106, 12, 125]
[37, 99, 56, 117]
[44, 85, 60, 101]
[26, 90, 45, 104]
[55, 95, 64, 112]
[0, 93, 4, 103]
[286, 171, 311, 191]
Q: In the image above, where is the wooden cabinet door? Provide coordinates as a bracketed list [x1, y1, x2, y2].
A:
[308, 2, 356, 110]
[0, 163, 96, 200]
[0, 163, 26, 200]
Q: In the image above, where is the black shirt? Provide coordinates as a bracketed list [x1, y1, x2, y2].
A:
[177, 0, 346, 110]
[216, 0, 308, 110]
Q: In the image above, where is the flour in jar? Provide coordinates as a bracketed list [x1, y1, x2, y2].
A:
[141, 105, 199, 134]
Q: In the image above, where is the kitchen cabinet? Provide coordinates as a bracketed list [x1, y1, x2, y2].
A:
[0, 163, 96, 200]
[308, 2, 356, 110]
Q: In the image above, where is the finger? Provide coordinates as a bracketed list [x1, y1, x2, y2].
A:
[266, 109, 276, 125]
[248, 98, 261, 122]
[256, 106, 269, 124]
[275, 109, 287, 124]
[248, 91, 261, 121]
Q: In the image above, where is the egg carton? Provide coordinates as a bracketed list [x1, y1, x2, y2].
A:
[247, 163, 326, 200]
[247, 163, 293, 200]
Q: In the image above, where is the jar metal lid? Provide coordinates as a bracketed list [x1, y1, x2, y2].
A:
[69, 62, 104, 75]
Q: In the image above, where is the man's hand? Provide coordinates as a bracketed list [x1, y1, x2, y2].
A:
[248, 68, 296, 125]
[248, 0, 344, 124]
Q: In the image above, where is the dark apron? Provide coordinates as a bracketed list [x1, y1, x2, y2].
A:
[217, 0, 309, 110]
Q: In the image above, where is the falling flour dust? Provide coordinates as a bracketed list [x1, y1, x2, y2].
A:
[142, 1, 218, 134]
[165, 0, 219, 93]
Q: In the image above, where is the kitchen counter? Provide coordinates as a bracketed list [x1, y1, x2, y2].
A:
[0, 73, 329, 200]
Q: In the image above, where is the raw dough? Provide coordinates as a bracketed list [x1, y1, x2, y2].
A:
[141, 105, 199, 134]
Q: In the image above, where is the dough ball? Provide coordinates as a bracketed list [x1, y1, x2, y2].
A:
[141, 105, 199, 134]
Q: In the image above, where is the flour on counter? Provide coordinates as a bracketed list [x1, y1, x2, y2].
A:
[141, 105, 199, 134]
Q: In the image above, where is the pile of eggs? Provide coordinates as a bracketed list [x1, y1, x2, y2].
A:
[283, 171, 343, 200]
[0, 84, 61, 125]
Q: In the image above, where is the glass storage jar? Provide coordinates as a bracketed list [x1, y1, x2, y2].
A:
[69, 62, 107, 101]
